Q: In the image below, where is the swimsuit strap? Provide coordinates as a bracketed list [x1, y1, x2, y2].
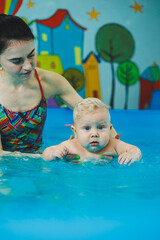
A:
[34, 69, 45, 100]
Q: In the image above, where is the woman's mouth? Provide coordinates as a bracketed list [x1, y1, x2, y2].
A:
[21, 70, 32, 76]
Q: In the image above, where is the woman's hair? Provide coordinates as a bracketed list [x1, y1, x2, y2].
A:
[73, 97, 110, 123]
[0, 14, 34, 54]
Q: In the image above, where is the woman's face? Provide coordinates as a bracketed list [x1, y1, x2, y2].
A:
[0, 40, 36, 81]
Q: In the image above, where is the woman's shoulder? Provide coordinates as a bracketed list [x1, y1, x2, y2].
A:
[35, 67, 63, 83]
[34, 67, 72, 99]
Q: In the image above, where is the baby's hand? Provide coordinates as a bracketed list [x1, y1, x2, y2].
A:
[118, 152, 137, 166]
[52, 145, 68, 160]
[42, 144, 69, 161]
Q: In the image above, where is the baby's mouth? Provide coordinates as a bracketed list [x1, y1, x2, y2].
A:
[90, 141, 99, 146]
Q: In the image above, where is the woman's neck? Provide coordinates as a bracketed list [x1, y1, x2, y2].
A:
[0, 70, 33, 87]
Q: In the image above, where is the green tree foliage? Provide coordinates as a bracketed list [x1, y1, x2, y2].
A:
[117, 61, 139, 109]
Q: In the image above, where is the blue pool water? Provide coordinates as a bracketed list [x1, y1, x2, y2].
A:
[0, 108, 160, 240]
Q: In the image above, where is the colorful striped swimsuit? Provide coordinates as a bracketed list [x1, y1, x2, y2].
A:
[0, 69, 47, 153]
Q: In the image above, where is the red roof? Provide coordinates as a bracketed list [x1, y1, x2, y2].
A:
[35, 9, 87, 30]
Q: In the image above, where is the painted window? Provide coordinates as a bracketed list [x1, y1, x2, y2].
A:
[93, 90, 98, 98]
[65, 17, 69, 22]
[40, 51, 49, 55]
[74, 47, 82, 65]
[51, 62, 56, 68]
[36, 62, 40, 68]
[42, 33, 48, 42]
[65, 25, 69, 30]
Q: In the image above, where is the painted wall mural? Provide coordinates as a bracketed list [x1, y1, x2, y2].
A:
[117, 61, 139, 109]
[35, 9, 86, 107]
[0, 0, 23, 15]
[1, 0, 159, 109]
[82, 52, 101, 99]
[139, 63, 160, 109]
[95, 23, 135, 109]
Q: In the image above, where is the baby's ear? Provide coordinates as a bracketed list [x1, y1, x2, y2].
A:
[110, 124, 113, 130]
[71, 125, 76, 136]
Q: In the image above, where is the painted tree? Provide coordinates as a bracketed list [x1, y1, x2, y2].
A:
[63, 68, 85, 92]
[96, 23, 135, 108]
[55, 68, 85, 107]
[117, 61, 139, 109]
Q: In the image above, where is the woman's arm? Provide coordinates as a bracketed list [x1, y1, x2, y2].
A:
[38, 68, 82, 110]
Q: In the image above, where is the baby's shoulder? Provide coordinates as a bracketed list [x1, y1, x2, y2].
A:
[108, 138, 119, 145]
[63, 139, 78, 148]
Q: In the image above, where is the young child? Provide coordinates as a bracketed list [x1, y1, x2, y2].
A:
[42, 98, 142, 166]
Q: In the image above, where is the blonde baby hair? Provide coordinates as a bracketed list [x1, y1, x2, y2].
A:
[73, 98, 110, 124]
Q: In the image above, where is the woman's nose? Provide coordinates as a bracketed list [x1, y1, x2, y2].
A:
[22, 59, 32, 70]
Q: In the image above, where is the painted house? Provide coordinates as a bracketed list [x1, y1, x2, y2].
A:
[36, 55, 63, 74]
[139, 63, 160, 109]
[83, 52, 101, 99]
[35, 9, 87, 72]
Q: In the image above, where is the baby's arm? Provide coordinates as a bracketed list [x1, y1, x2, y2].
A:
[42, 141, 69, 161]
[114, 139, 142, 166]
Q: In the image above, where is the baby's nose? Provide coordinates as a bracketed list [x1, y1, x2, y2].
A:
[91, 130, 99, 137]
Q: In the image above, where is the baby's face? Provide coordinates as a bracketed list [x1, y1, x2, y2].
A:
[74, 109, 110, 152]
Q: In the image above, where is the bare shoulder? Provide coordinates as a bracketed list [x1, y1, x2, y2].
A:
[110, 138, 126, 144]
[108, 138, 119, 146]
[35, 67, 67, 98]
[35, 67, 63, 84]
[107, 138, 126, 150]
[63, 139, 78, 148]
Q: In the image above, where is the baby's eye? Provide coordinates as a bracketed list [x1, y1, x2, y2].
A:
[98, 125, 105, 130]
[84, 126, 90, 130]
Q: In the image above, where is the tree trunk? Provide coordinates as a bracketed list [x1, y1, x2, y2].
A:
[110, 62, 115, 109]
[124, 82, 129, 109]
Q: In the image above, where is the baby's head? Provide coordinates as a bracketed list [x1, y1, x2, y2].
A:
[73, 98, 110, 125]
[72, 98, 111, 152]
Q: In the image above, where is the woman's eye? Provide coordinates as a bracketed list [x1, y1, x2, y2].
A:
[11, 59, 23, 64]
[28, 53, 35, 58]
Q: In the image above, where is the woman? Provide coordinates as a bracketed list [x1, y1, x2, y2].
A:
[0, 14, 118, 154]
